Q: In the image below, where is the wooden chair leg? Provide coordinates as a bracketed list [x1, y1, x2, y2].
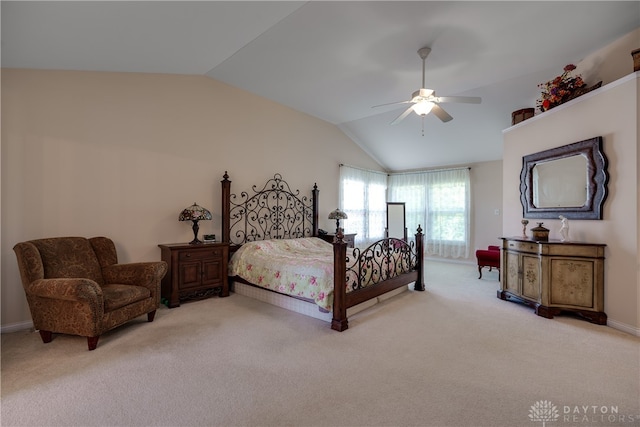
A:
[478, 266, 483, 279]
[39, 330, 52, 343]
[87, 336, 99, 351]
[147, 310, 156, 322]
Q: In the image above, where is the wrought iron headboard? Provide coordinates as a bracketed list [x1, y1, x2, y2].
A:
[221, 172, 319, 245]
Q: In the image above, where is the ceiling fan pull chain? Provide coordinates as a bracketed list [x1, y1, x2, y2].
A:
[421, 116, 425, 137]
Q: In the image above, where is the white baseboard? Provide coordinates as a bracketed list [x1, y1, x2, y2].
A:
[607, 318, 640, 337]
[425, 256, 475, 266]
[1, 320, 33, 334]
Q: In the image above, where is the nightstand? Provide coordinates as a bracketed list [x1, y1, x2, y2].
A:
[318, 233, 356, 248]
[158, 242, 229, 308]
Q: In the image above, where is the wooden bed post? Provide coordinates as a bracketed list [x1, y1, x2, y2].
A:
[312, 183, 319, 237]
[221, 172, 231, 243]
[414, 225, 425, 291]
[331, 230, 348, 331]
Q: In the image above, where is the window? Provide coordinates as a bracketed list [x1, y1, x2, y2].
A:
[388, 168, 470, 259]
[340, 165, 470, 258]
[427, 181, 467, 243]
[339, 166, 387, 246]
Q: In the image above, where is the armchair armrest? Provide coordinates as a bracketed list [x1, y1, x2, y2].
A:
[102, 262, 167, 290]
[27, 278, 103, 303]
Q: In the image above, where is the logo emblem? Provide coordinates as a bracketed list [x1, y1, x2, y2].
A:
[529, 400, 560, 426]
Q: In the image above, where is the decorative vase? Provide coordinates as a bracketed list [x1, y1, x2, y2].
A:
[521, 219, 529, 238]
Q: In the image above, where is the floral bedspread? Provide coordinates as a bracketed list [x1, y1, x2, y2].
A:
[228, 238, 339, 311]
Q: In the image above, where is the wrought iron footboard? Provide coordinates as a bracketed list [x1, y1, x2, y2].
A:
[345, 238, 418, 292]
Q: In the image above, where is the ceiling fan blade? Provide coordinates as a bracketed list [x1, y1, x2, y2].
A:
[431, 104, 453, 122]
[390, 106, 415, 125]
[372, 100, 411, 108]
[435, 96, 482, 104]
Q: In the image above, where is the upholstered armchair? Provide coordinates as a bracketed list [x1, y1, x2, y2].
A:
[13, 237, 167, 350]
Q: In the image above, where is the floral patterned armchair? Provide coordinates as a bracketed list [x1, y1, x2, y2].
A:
[13, 237, 167, 350]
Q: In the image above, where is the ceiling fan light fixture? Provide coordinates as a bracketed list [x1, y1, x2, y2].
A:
[412, 101, 434, 116]
[372, 46, 481, 126]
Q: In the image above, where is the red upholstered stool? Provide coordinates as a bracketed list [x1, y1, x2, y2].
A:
[476, 245, 500, 279]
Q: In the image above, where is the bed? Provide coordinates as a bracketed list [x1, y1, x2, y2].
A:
[221, 172, 424, 331]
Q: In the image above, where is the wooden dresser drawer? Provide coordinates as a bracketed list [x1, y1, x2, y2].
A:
[545, 244, 605, 258]
[505, 240, 539, 254]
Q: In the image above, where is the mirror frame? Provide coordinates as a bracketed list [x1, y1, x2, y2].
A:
[520, 136, 608, 220]
[386, 202, 407, 241]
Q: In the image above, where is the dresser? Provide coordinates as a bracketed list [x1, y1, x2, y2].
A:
[159, 242, 229, 308]
[498, 237, 606, 324]
[318, 233, 356, 248]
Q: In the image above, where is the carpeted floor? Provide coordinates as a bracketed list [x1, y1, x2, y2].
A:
[1, 261, 639, 427]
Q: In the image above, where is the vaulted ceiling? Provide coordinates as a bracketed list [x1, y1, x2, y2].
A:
[2, 1, 638, 171]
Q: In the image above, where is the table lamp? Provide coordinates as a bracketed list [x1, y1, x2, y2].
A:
[328, 208, 348, 233]
[179, 202, 212, 244]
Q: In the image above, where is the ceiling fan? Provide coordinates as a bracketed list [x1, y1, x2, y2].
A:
[373, 47, 481, 126]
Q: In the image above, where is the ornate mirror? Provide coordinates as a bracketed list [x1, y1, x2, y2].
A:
[386, 202, 407, 241]
[520, 136, 608, 219]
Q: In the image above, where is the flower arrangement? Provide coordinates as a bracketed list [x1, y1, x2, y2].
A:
[537, 64, 586, 112]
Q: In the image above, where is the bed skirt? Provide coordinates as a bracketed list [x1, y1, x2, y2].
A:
[232, 282, 410, 323]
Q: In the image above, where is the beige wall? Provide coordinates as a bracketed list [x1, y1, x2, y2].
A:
[5, 27, 636, 331]
[1, 69, 386, 329]
[502, 28, 639, 335]
[1, 68, 506, 330]
[503, 73, 639, 334]
[471, 160, 503, 254]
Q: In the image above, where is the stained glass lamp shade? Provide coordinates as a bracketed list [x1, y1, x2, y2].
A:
[328, 208, 348, 233]
[179, 202, 212, 244]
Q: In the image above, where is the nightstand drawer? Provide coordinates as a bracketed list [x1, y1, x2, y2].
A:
[178, 248, 223, 260]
